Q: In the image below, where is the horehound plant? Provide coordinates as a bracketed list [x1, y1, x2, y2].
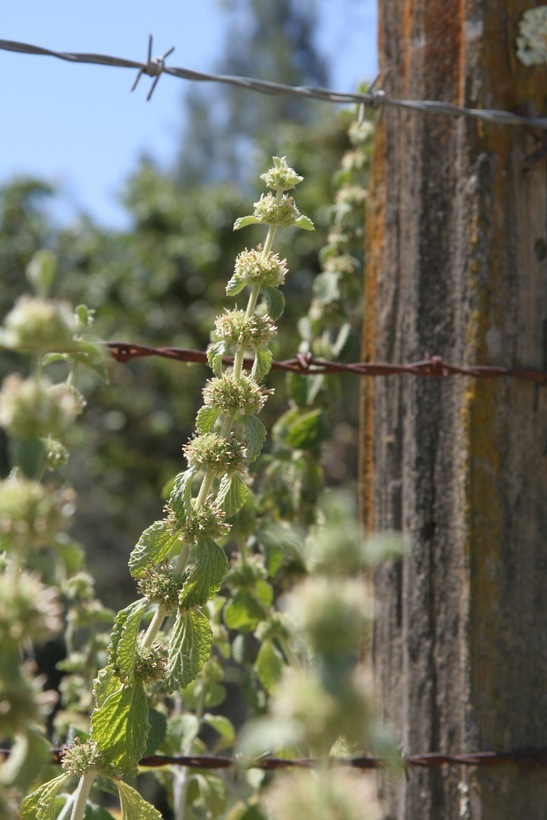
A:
[21, 157, 314, 819]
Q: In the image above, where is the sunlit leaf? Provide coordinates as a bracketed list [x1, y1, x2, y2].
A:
[262, 287, 285, 321]
[216, 473, 250, 516]
[244, 415, 266, 463]
[90, 668, 149, 775]
[108, 599, 148, 682]
[116, 778, 163, 819]
[195, 405, 220, 434]
[129, 520, 180, 578]
[251, 348, 272, 382]
[21, 773, 71, 819]
[179, 538, 228, 608]
[165, 608, 213, 693]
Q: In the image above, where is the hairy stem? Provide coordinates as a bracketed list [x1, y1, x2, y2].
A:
[70, 769, 97, 820]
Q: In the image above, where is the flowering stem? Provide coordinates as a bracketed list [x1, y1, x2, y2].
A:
[70, 769, 97, 820]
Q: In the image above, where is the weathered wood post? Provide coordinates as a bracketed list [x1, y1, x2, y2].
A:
[360, 2, 547, 817]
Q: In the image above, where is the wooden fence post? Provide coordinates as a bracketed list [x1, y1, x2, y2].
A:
[360, 1, 547, 817]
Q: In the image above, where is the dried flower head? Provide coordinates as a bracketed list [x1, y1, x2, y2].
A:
[214, 309, 276, 351]
[203, 373, 271, 417]
[0, 375, 85, 439]
[260, 156, 304, 192]
[0, 475, 74, 550]
[0, 295, 78, 350]
[227, 249, 288, 294]
[183, 432, 248, 476]
[0, 572, 63, 643]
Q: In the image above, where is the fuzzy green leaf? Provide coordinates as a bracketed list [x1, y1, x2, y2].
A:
[90, 668, 149, 775]
[244, 415, 267, 463]
[143, 708, 168, 758]
[262, 287, 285, 321]
[295, 214, 315, 231]
[254, 640, 285, 693]
[179, 538, 228, 608]
[21, 773, 71, 819]
[108, 599, 148, 682]
[169, 469, 195, 525]
[233, 215, 263, 230]
[116, 778, 163, 819]
[165, 608, 213, 693]
[225, 275, 246, 296]
[195, 405, 220, 434]
[251, 348, 273, 382]
[216, 473, 250, 517]
[129, 520, 180, 578]
[207, 341, 226, 377]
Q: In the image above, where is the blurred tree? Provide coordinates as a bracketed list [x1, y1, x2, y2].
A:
[177, 0, 329, 185]
[0, 1, 357, 610]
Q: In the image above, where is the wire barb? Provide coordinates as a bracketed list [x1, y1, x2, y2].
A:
[1, 37, 547, 129]
[130, 35, 175, 100]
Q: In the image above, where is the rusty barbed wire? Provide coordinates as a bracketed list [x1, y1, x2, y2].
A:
[1, 36, 547, 129]
[3, 748, 547, 770]
[105, 342, 547, 384]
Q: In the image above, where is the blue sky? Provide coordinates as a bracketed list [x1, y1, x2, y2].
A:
[1, 1, 377, 228]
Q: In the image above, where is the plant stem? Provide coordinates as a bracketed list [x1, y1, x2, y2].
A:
[141, 603, 168, 650]
[70, 769, 97, 820]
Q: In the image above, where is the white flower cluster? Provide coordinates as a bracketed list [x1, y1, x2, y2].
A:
[516, 6, 547, 66]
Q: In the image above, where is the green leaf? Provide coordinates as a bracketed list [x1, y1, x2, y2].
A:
[202, 713, 236, 748]
[244, 415, 266, 463]
[108, 599, 148, 682]
[207, 341, 226, 377]
[169, 469, 196, 525]
[262, 287, 285, 321]
[223, 587, 271, 632]
[142, 708, 168, 758]
[195, 405, 220, 434]
[254, 640, 284, 693]
[233, 215, 263, 230]
[116, 778, 163, 819]
[90, 668, 149, 775]
[9, 436, 46, 479]
[295, 214, 315, 231]
[165, 608, 213, 693]
[251, 348, 272, 382]
[189, 772, 228, 816]
[284, 408, 331, 450]
[179, 538, 228, 608]
[21, 773, 71, 819]
[129, 520, 180, 578]
[225, 276, 246, 296]
[217, 473, 250, 517]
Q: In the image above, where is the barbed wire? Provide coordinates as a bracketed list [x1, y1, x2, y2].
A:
[106, 342, 547, 384]
[3, 748, 547, 771]
[2, 36, 547, 129]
